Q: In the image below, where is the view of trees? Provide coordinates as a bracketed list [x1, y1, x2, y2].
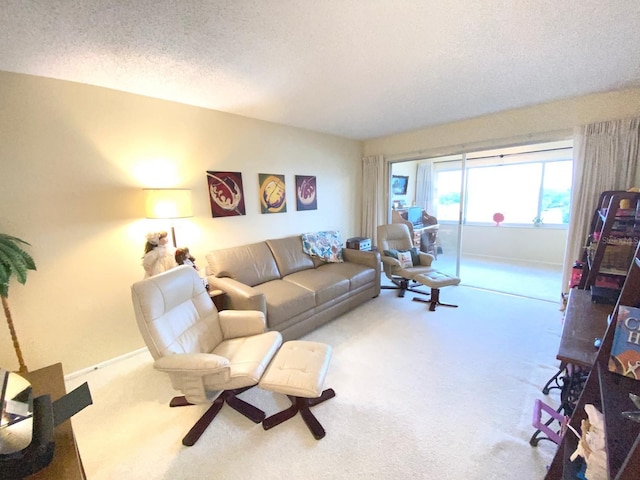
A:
[435, 159, 572, 225]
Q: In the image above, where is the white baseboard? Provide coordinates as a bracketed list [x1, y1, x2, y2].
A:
[64, 347, 149, 381]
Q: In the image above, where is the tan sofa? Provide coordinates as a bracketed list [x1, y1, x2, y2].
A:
[205, 235, 381, 340]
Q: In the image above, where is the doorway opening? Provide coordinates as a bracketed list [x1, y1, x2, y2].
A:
[389, 140, 573, 302]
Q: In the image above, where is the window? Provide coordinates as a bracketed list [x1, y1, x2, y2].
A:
[540, 161, 573, 224]
[436, 170, 462, 221]
[434, 145, 573, 226]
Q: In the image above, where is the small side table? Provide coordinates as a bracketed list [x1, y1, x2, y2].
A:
[208, 289, 226, 311]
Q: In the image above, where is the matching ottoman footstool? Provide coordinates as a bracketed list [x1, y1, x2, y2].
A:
[411, 270, 461, 311]
[259, 340, 335, 440]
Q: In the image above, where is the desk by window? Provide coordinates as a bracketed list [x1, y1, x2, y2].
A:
[22, 363, 86, 479]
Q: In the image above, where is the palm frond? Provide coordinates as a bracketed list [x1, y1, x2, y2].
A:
[0, 234, 37, 298]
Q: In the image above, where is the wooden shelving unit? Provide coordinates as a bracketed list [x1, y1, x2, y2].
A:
[546, 245, 640, 479]
[579, 190, 640, 290]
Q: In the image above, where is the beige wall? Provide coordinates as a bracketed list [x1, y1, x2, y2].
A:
[0, 72, 362, 373]
[364, 87, 640, 158]
[438, 224, 567, 265]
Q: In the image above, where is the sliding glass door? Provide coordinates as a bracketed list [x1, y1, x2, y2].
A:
[389, 140, 573, 301]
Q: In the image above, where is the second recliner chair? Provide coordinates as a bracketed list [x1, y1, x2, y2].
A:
[377, 223, 460, 311]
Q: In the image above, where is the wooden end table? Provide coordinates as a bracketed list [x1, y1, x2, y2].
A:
[208, 289, 226, 311]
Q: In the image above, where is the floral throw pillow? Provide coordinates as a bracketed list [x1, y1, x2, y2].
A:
[396, 250, 413, 268]
[301, 230, 344, 263]
[383, 248, 420, 267]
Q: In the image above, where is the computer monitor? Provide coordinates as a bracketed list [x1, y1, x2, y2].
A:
[407, 206, 422, 226]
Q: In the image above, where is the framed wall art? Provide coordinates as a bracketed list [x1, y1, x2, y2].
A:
[259, 173, 286, 214]
[295, 175, 317, 211]
[206, 171, 246, 217]
[392, 175, 409, 195]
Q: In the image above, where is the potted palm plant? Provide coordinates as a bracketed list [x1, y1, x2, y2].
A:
[0, 233, 36, 373]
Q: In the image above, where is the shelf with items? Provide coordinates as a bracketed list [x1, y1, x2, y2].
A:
[598, 364, 640, 478]
[579, 191, 640, 290]
[546, 239, 640, 479]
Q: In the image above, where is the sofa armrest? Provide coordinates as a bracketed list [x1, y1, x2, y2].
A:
[207, 276, 267, 314]
[342, 248, 381, 270]
[219, 310, 266, 339]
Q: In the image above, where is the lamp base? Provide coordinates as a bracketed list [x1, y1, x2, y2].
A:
[170, 226, 177, 248]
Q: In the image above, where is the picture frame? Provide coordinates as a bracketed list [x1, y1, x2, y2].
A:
[392, 175, 409, 195]
[259, 173, 287, 214]
[295, 175, 317, 210]
[206, 171, 246, 217]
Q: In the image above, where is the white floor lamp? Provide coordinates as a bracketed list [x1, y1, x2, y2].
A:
[144, 188, 193, 247]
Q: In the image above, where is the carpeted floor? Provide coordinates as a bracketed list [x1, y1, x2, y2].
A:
[66, 285, 565, 479]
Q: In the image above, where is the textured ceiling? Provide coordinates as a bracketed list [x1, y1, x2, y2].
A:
[1, 1, 640, 140]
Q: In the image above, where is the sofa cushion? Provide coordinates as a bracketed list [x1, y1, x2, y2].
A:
[254, 279, 316, 328]
[266, 236, 315, 277]
[206, 242, 281, 287]
[283, 269, 350, 305]
[317, 262, 377, 290]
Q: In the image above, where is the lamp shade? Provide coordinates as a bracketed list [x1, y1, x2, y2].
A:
[144, 189, 193, 219]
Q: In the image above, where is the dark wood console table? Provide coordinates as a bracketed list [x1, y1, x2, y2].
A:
[23, 363, 86, 479]
[532, 288, 614, 445]
[555, 288, 613, 413]
[543, 288, 612, 398]
[556, 288, 612, 368]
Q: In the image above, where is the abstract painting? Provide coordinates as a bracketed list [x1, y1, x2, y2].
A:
[206, 171, 246, 217]
[295, 175, 317, 210]
[259, 173, 286, 214]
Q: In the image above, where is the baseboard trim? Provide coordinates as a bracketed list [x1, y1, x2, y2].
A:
[64, 347, 149, 381]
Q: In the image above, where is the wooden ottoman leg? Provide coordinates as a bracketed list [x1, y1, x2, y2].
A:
[298, 398, 326, 440]
[259, 340, 334, 440]
[307, 388, 336, 407]
[300, 389, 336, 440]
[428, 288, 459, 310]
[262, 401, 299, 431]
[429, 288, 440, 311]
[263, 390, 336, 440]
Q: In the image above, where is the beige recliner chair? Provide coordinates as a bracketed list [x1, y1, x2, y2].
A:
[377, 223, 460, 311]
[131, 265, 282, 446]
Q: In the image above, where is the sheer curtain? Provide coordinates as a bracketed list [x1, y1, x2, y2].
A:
[415, 161, 435, 213]
[562, 116, 640, 292]
[361, 155, 385, 245]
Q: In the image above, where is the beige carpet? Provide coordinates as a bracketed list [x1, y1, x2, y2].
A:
[66, 285, 564, 479]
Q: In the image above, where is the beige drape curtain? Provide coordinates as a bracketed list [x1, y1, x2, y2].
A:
[415, 161, 435, 214]
[361, 155, 385, 245]
[561, 116, 640, 292]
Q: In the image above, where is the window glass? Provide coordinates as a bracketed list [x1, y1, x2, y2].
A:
[541, 161, 573, 224]
[436, 170, 461, 221]
[433, 151, 572, 226]
[466, 163, 542, 224]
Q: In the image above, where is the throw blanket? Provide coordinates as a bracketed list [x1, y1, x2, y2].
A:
[301, 231, 343, 263]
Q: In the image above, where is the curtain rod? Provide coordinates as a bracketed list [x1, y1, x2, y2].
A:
[382, 128, 573, 163]
[461, 145, 573, 163]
